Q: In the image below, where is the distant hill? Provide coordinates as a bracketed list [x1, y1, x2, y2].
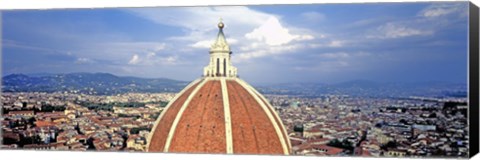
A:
[2, 73, 467, 98]
[2, 73, 188, 95]
[256, 80, 467, 98]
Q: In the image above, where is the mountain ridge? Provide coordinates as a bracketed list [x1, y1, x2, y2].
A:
[2, 72, 188, 95]
[2, 72, 467, 98]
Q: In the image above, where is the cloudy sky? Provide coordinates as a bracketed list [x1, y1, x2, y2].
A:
[2, 2, 469, 85]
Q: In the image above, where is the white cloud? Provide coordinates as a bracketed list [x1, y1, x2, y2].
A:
[297, 35, 315, 41]
[128, 54, 140, 65]
[328, 40, 344, 47]
[369, 23, 433, 39]
[153, 43, 167, 52]
[227, 38, 238, 45]
[128, 7, 316, 63]
[235, 43, 304, 62]
[75, 58, 94, 64]
[245, 17, 314, 46]
[239, 42, 261, 51]
[147, 52, 156, 58]
[191, 38, 238, 48]
[419, 3, 467, 18]
[127, 52, 179, 66]
[361, 3, 466, 42]
[320, 52, 350, 59]
[191, 40, 213, 48]
[159, 56, 178, 65]
[127, 6, 272, 35]
[233, 16, 315, 61]
[308, 40, 346, 48]
[318, 52, 371, 59]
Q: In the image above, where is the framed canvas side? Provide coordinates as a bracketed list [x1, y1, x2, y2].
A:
[469, 1, 479, 158]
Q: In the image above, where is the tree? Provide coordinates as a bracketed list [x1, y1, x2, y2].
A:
[327, 139, 354, 151]
[130, 127, 150, 134]
[381, 140, 398, 150]
[149, 113, 160, 119]
[2, 137, 18, 145]
[28, 117, 36, 126]
[86, 137, 96, 150]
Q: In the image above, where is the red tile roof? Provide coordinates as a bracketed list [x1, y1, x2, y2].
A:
[313, 144, 344, 155]
[147, 79, 290, 155]
[35, 120, 55, 127]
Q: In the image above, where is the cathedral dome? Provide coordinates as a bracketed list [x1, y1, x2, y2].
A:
[147, 20, 291, 155]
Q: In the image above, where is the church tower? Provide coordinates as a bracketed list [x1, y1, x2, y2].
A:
[203, 20, 238, 77]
